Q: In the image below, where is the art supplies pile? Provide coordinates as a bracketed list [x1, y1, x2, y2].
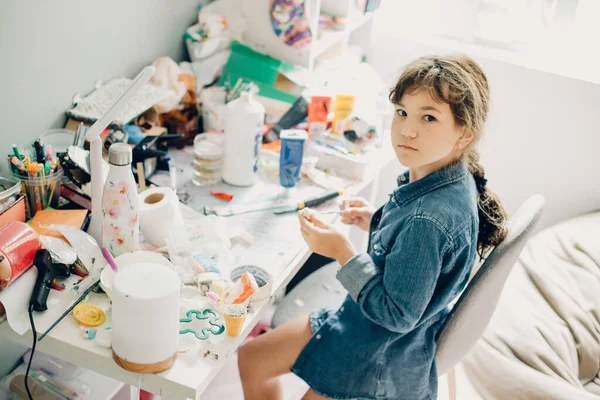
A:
[8, 141, 63, 218]
[166, 216, 232, 286]
[184, 11, 231, 62]
[225, 78, 259, 104]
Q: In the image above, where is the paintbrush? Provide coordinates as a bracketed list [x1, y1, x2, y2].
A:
[37, 278, 101, 342]
[101, 248, 118, 272]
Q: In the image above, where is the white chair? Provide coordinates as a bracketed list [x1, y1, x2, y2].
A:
[435, 194, 545, 399]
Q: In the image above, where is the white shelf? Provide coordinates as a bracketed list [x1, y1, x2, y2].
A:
[312, 12, 375, 60]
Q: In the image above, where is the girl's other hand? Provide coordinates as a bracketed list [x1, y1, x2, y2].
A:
[339, 197, 375, 232]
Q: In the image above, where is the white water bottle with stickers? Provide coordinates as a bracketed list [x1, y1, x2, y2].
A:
[222, 92, 265, 186]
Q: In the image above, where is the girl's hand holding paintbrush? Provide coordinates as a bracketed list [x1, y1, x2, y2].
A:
[298, 208, 356, 266]
[339, 197, 375, 232]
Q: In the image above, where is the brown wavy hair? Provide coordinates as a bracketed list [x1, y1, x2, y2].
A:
[389, 55, 507, 259]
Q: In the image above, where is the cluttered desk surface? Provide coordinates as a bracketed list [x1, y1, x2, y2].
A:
[0, 2, 391, 396]
[0, 142, 393, 400]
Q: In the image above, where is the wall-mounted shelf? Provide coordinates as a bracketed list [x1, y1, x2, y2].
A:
[312, 11, 376, 60]
[240, 0, 378, 70]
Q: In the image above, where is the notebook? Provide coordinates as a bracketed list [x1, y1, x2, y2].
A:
[29, 209, 90, 240]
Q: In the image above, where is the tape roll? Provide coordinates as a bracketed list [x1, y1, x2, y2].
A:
[138, 187, 183, 247]
[230, 265, 273, 301]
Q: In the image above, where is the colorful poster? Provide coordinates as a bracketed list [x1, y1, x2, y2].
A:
[270, 0, 313, 48]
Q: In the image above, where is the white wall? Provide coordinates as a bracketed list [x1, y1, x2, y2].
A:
[0, 0, 200, 176]
[366, 27, 600, 232]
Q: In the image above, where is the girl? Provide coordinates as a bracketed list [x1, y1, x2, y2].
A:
[238, 55, 507, 400]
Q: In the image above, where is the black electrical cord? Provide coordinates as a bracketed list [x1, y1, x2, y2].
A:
[25, 304, 36, 400]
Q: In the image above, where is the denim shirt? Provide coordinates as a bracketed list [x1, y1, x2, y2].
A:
[292, 161, 479, 400]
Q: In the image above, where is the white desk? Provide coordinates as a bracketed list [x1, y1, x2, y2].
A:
[0, 145, 394, 400]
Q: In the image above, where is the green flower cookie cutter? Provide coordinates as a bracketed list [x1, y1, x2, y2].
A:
[179, 309, 225, 340]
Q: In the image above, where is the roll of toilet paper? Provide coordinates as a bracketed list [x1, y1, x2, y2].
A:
[139, 187, 184, 247]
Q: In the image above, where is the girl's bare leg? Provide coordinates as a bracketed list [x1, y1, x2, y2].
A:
[238, 314, 313, 400]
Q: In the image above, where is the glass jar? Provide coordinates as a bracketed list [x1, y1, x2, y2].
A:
[192, 133, 224, 186]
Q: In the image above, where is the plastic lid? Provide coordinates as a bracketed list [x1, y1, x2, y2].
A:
[194, 140, 223, 160]
[108, 143, 132, 165]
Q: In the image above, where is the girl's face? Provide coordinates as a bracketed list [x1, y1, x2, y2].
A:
[391, 89, 473, 181]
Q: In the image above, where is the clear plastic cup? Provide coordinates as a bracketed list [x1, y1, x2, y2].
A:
[13, 169, 63, 219]
[192, 133, 224, 186]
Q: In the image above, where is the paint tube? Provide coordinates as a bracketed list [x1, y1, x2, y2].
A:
[263, 96, 309, 143]
[279, 129, 308, 188]
[332, 94, 356, 135]
[308, 96, 331, 137]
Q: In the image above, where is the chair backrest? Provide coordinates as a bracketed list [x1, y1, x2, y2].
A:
[435, 194, 545, 376]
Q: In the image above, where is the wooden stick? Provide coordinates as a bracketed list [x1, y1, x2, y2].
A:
[137, 162, 146, 192]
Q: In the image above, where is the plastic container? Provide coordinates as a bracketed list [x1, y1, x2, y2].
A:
[222, 92, 265, 186]
[192, 133, 224, 186]
[22, 350, 83, 380]
[0, 176, 22, 200]
[201, 87, 227, 132]
[10, 165, 63, 219]
[39, 129, 76, 154]
[0, 222, 41, 290]
[0, 176, 23, 215]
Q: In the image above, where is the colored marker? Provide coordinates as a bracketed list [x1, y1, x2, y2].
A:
[12, 144, 22, 160]
[45, 144, 53, 161]
[33, 140, 44, 163]
[11, 156, 25, 171]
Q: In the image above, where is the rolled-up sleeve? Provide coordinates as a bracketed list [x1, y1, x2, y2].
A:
[336, 216, 450, 333]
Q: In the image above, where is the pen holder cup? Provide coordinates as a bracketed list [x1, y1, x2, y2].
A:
[13, 169, 63, 219]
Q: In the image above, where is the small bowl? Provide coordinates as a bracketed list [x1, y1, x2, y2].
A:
[100, 251, 173, 299]
[230, 265, 273, 301]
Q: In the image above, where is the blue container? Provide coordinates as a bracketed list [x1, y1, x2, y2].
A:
[279, 129, 308, 188]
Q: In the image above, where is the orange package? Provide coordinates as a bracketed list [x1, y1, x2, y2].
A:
[308, 96, 331, 136]
[223, 272, 258, 304]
